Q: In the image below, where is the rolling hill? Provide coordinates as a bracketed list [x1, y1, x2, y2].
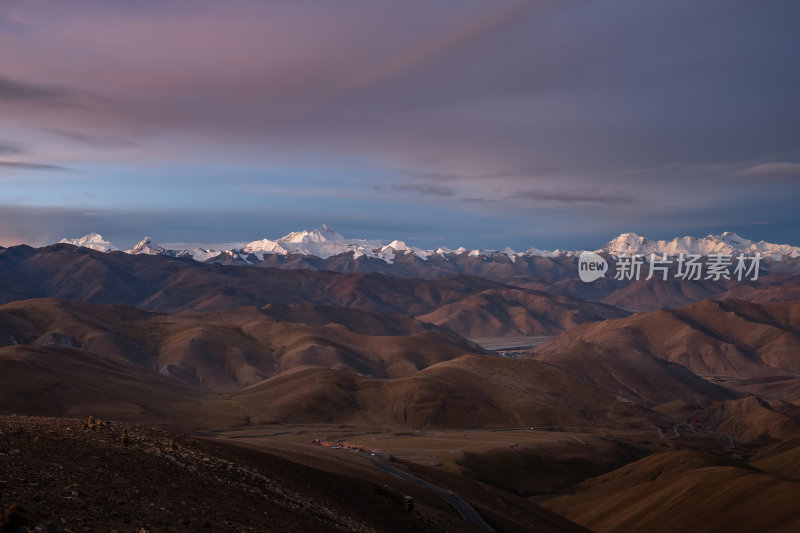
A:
[541, 449, 800, 533]
[535, 299, 800, 378]
[0, 244, 628, 337]
[0, 298, 483, 391]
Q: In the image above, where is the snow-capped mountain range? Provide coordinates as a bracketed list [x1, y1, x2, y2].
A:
[603, 232, 800, 259]
[57, 226, 800, 264]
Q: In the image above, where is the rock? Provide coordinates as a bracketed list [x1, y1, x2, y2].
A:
[1, 502, 61, 532]
[402, 495, 414, 512]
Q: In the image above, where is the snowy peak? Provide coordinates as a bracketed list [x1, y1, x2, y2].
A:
[382, 240, 410, 251]
[243, 225, 350, 257]
[600, 232, 800, 259]
[380, 240, 428, 256]
[58, 233, 118, 252]
[717, 232, 754, 249]
[127, 237, 166, 255]
[602, 233, 648, 256]
[242, 238, 283, 254]
[279, 224, 344, 244]
[125, 238, 222, 262]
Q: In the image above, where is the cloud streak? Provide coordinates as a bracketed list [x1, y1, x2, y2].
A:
[46, 128, 138, 149]
[731, 162, 800, 182]
[510, 189, 635, 204]
[0, 74, 75, 103]
[385, 183, 456, 197]
[0, 161, 68, 171]
[0, 143, 24, 156]
[343, 1, 539, 93]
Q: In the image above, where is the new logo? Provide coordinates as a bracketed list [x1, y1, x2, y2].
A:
[578, 251, 608, 282]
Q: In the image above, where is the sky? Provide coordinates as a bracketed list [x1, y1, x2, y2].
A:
[0, 0, 799, 251]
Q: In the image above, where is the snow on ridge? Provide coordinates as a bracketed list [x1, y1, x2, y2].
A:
[53, 225, 588, 263]
[279, 223, 345, 244]
[122, 237, 223, 262]
[58, 233, 118, 252]
[56, 227, 798, 264]
[599, 232, 800, 259]
[127, 237, 165, 255]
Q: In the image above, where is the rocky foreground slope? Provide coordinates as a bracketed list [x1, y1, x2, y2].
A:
[0, 415, 581, 533]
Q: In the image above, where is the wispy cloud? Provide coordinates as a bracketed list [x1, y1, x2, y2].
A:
[731, 162, 800, 182]
[0, 142, 24, 156]
[414, 169, 551, 182]
[384, 183, 456, 197]
[0, 74, 76, 103]
[46, 128, 138, 149]
[688, 220, 776, 228]
[343, 1, 539, 93]
[0, 161, 68, 171]
[510, 189, 634, 204]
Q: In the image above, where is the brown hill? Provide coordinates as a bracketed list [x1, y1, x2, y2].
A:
[0, 326, 675, 432]
[720, 375, 800, 414]
[712, 273, 800, 304]
[541, 449, 800, 533]
[0, 245, 516, 314]
[0, 245, 628, 337]
[234, 355, 669, 430]
[259, 303, 444, 336]
[0, 299, 673, 431]
[207, 244, 800, 290]
[0, 345, 247, 432]
[0, 298, 735, 431]
[752, 437, 800, 481]
[689, 396, 800, 444]
[416, 288, 627, 337]
[550, 271, 800, 313]
[533, 342, 735, 406]
[599, 277, 731, 311]
[218, 247, 586, 282]
[3, 244, 799, 317]
[0, 299, 483, 392]
[536, 299, 800, 377]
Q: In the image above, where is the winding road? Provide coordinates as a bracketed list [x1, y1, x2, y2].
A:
[369, 458, 496, 532]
